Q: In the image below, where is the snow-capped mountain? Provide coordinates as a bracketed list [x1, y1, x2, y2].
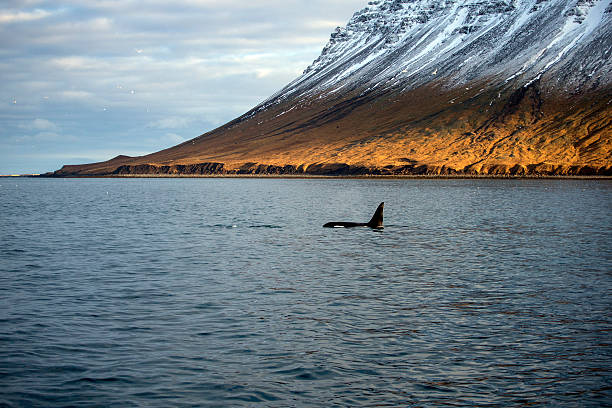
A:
[55, 0, 611, 176]
[264, 0, 610, 108]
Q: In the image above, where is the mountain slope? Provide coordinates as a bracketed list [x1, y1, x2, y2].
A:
[55, 0, 612, 176]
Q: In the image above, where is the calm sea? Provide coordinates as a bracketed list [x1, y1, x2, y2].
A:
[1, 178, 610, 407]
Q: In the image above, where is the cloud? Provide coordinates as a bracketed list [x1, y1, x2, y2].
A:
[305, 19, 345, 30]
[165, 133, 186, 143]
[0, 0, 367, 174]
[59, 90, 95, 100]
[50, 56, 102, 70]
[147, 117, 192, 129]
[0, 9, 52, 24]
[19, 118, 58, 131]
[141, 132, 187, 151]
[15, 131, 77, 143]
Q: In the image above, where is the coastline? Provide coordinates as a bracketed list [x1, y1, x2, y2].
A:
[24, 174, 612, 180]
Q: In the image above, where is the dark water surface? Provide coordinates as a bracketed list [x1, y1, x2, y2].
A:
[1, 178, 611, 407]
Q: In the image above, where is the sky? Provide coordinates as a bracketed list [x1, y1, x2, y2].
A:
[0, 0, 366, 174]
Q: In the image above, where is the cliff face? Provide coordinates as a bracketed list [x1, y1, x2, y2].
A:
[54, 0, 612, 177]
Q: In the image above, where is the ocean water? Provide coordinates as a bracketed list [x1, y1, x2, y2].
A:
[1, 177, 610, 407]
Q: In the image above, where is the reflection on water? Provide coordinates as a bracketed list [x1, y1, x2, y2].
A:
[1, 178, 610, 406]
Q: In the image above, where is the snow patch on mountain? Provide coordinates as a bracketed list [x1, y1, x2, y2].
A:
[257, 0, 610, 110]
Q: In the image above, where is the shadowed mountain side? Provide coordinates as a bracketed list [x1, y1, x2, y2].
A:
[53, 77, 612, 177]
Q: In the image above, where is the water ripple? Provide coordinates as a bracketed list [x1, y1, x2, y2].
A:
[0, 178, 610, 406]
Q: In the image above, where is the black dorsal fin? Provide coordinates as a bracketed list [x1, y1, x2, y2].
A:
[367, 202, 384, 229]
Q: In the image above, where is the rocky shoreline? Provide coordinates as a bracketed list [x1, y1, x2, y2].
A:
[48, 161, 612, 178]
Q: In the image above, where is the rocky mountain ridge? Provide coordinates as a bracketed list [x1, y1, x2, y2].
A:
[265, 0, 610, 105]
[53, 0, 612, 177]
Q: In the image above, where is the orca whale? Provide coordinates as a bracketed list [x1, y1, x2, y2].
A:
[323, 202, 384, 229]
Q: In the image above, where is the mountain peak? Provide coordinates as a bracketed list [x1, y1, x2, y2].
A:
[282, 0, 610, 103]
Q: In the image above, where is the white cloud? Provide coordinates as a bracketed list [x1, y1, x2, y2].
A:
[15, 131, 77, 143]
[306, 19, 345, 30]
[0, 9, 52, 24]
[51, 17, 113, 32]
[148, 117, 191, 129]
[51, 56, 102, 70]
[143, 133, 187, 149]
[165, 133, 185, 143]
[60, 90, 95, 100]
[19, 118, 58, 131]
[255, 68, 274, 78]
